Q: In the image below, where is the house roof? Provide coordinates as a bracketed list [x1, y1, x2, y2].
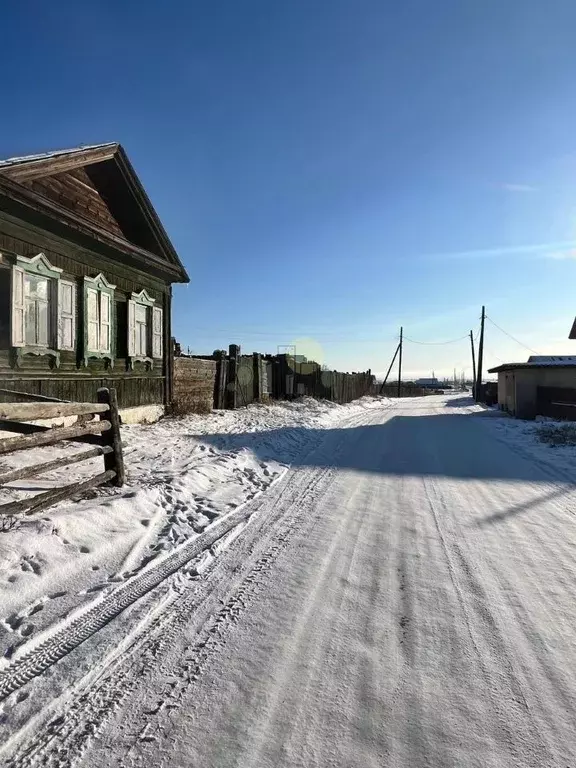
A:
[488, 355, 576, 373]
[0, 143, 189, 284]
[0, 143, 118, 170]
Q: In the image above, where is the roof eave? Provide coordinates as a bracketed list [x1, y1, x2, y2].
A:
[488, 364, 576, 373]
[0, 144, 120, 182]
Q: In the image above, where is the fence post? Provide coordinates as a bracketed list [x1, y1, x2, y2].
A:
[97, 387, 125, 486]
[252, 353, 262, 402]
[227, 344, 240, 409]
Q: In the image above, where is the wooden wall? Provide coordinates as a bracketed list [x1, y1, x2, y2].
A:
[0, 211, 169, 408]
[20, 168, 125, 240]
[0, 376, 164, 408]
[173, 357, 217, 413]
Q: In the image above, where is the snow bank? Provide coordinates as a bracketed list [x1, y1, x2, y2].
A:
[0, 396, 390, 662]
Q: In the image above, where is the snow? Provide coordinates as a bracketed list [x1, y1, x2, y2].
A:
[527, 355, 576, 365]
[4, 394, 576, 766]
[0, 396, 389, 668]
[0, 143, 117, 169]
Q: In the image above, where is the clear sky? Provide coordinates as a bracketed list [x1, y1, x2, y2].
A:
[3, 0, 576, 378]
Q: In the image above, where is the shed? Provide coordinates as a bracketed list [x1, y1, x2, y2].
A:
[488, 356, 576, 420]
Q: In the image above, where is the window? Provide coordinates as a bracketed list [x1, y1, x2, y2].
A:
[10, 254, 67, 362]
[24, 273, 49, 346]
[127, 290, 163, 366]
[86, 287, 111, 353]
[134, 302, 147, 356]
[83, 273, 116, 366]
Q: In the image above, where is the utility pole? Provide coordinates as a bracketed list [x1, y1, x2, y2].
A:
[470, 330, 476, 397]
[475, 306, 485, 402]
[397, 326, 403, 398]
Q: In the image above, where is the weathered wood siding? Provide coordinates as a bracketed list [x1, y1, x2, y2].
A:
[0, 377, 164, 408]
[20, 168, 125, 240]
[173, 358, 217, 413]
[0, 211, 169, 408]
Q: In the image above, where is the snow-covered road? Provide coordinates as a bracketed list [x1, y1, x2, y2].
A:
[4, 395, 576, 766]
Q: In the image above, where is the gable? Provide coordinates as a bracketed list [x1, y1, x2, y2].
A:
[0, 144, 189, 283]
[19, 167, 126, 240]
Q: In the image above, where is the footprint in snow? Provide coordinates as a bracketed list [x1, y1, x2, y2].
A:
[20, 623, 34, 638]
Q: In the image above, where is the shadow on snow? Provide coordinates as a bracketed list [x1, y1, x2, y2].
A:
[192, 408, 574, 487]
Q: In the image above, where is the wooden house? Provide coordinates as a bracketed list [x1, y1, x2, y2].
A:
[0, 143, 189, 422]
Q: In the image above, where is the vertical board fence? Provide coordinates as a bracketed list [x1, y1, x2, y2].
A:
[171, 341, 378, 412]
[0, 387, 124, 520]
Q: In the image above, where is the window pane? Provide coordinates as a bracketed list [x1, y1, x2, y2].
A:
[25, 275, 48, 300]
[37, 300, 48, 346]
[135, 304, 147, 323]
[25, 300, 36, 345]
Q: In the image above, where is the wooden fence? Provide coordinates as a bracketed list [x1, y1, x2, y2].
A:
[171, 342, 377, 412]
[0, 387, 124, 521]
[173, 357, 218, 414]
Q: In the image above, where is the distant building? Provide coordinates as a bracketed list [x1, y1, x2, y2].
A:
[415, 377, 440, 389]
[488, 355, 576, 419]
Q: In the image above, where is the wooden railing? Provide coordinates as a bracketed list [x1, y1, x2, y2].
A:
[0, 387, 124, 520]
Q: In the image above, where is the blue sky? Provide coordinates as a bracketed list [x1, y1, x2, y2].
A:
[4, 0, 576, 378]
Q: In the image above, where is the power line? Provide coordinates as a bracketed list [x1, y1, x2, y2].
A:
[403, 333, 470, 346]
[485, 316, 540, 355]
[485, 348, 506, 364]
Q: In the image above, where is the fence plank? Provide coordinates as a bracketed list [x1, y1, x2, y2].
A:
[0, 470, 116, 517]
[0, 446, 112, 486]
[0, 402, 108, 421]
[0, 421, 111, 456]
[0, 388, 68, 403]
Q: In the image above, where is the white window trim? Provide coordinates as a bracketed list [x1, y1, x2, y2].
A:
[10, 252, 63, 367]
[127, 289, 156, 369]
[58, 279, 77, 351]
[83, 273, 116, 368]
[11, 265, 25, 348]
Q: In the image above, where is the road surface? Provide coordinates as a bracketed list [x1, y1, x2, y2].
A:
[6, 395, 576, 767]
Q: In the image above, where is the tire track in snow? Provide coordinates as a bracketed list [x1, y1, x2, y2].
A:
[1, 402, 393, 767]
[2, 465, 339, 767]
[0, 502, 263, 703]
